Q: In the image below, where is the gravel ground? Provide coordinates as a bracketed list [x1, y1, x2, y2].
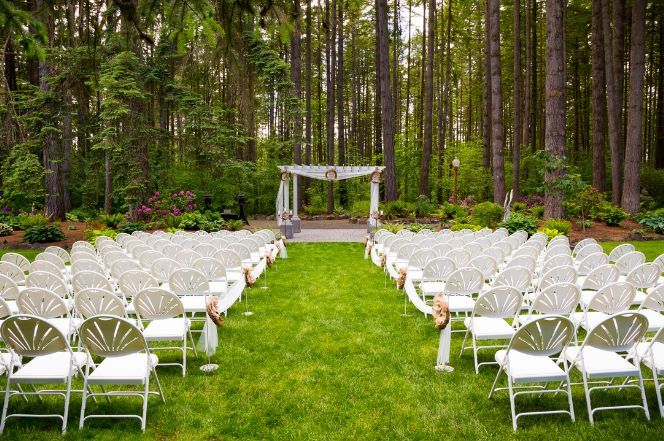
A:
[288, 228, 368, 243]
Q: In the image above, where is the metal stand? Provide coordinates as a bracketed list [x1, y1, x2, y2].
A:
[434, 364, 454, 372]
[402, 293, 411, 317]
[242, 286, 253, 316]
[199, 314, 219, 372]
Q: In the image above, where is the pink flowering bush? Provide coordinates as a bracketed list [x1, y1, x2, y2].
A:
[138, 190, 198, 225]
[517, 194, 544, 208]
[449, 194, 477, 210]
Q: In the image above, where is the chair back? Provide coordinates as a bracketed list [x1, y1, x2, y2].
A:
[169, 268, 208, 296]
[538, 265, 577, 292]
[75, 288, 127, 319]
[509, 315, 575, 356]
[530, 282, 580, 316]
[583, 312, 648, 353]
[17, 287, 69, 319]
[79, 315, 146, 357]
[1, 253, 30, 273]
[444, 268, 484, 296]
[133, 288, 185, 320]
[1, 315, 69, 357]
[473, 286, 523, 318]
[586, 281, 636, 313]
[626, 263, 661, 290]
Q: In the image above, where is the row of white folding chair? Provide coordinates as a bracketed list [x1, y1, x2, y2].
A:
[0, 314, 165, 433]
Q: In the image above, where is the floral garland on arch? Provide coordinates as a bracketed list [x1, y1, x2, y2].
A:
[325, 167, 337, 180]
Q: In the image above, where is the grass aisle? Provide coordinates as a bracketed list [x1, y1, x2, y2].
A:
[4, 243, 664, 440]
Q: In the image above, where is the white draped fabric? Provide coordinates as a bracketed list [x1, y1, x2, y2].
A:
[276, 165, 385, 230]
[197, 278, 247, 357]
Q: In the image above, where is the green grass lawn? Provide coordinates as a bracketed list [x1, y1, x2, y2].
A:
[601, 240, 664, 261]
[1, 243, 664, 439]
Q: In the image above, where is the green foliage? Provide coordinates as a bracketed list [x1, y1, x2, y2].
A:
[450, 223, 483, 232]
[578, 219, 594, 229]
[543, 218, 571, 235]
[384, 200, 412, 219]
[512, 201, 527, 212]
[223, 220, 245, 232]
[380, 224, 405, 234]
[438, 203, 469, 221]
[0, 223, 13, 237]
[178, 212, 208, 230]
[348, 200, 371, 217]
[574, 186, 605, 224]
[116, 222, 147, 234]
[498, 213, 538, 235]
[641, 168, 664, 207]
[0, 145, 46, 211]
[18, 214, 48, 230]
[638, 209, 664, 234]
[99, 213, 126, 229]
[528, 206, 544, 219]
[406, 223, 434, 233]
[66, 207, 98, 222]
[414, 195, 436, 217]
[591, 202, 628, 226]
[23, 225, 65, 243]
[84, 228, 118, 244]
[470, 202, 504, 228]
[538, 227, 563, 242]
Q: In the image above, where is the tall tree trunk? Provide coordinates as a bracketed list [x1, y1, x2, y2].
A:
[62, 96, 72, 212]
[488, 0, 505, 204]
[522, 0, 531, 148]
[438, 0, 452, 203]
[326, 0, 335, 212]
[513, 0, 522, 198]
[40, 2, 65, 220]
[612, 0, 625, 156]
[405, 0, 412, 150]
[483, 0, 492, 170]
[305, 0, 312, 200]
[601, 0, 622, 203]
[392, 0, 399, 133]
[620, 0, 646, 214]
[419, 0, 435, 196]
[337, 1, 347, 207]
[656, 3, 664, 169]
[530, 0, 538, 152]
[376, 0, 398, 200]
[591, 0, 607, 190]
[544, 0, 566, 219]
[291, 1, 303, 210]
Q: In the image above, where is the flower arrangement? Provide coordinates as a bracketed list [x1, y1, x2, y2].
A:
[450, 194, 477, 210]
[138, 190, 198, 223]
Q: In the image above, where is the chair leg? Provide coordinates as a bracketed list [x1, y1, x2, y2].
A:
[508, 375, 517, 431]
[653, 368, 664, 418]
[0, 377, 12, 434]
[141, 374, 149, 431]
[188, 329, 198, 358]
[488, 366, 503, 399]
[637, 371, 651, 421]
[182, 337, 187, 377]
[459, 330, 470, 357]
[62, 371, 73, 433]
[152, 367, 166, 404]
[581, 370, 594, 425]
[472, 334, 479, 374]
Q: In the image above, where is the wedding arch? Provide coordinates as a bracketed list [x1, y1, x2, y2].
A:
[276, 165, 385, 234]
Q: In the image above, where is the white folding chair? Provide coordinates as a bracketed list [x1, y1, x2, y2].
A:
[0, 315, 88, 433]
[16, 288, 80, 341]
[469, 255, 498, 282]
[626, 263, 662, 305]
[615, 251, 647, 277]
[578, 263, 619, 294]
[168, 268, 209, 326]
[573, 281, 637, 332]
[0, 262, 25, 287]
[608, 243, 636, 263]
[419, 257, 457, 298]
[489, 315, 576, 431]
[72, 271, 114, 295]
[576, 252, 609, 277]
[0, 254, 29, 274]
[562, 312, 650, 424]
[460, 286, 523, 373]
[636, 285, 664, 333]
[75, 288, 127, 319]
[133, 288, 197, 376]
[150, 258, 183, 284]
[78, 315, 165, 431]
[631, 326, 664, 417]
[519, 282, 580, 325]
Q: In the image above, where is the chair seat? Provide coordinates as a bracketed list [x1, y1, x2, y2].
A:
[495, 350, 568, 383]
[447, 296, 476, 313]
[87, 353, 158, 385]
[407, 269, 423, 282]
[639, 309, 664, 332]
[571, 311, 609, 330]
[208, 281, 227, 295]
[562, 346, 640, 379]
[143, 318, 189, 341]
[633, 342, 664, 375]
[49, 317, 82, 338]
[420, 282, 445, 296]
[179, 296, 207, 313]
[11, 352, 88, 384]
[632, 291, 647, 306]
[463, 317, 515, 340]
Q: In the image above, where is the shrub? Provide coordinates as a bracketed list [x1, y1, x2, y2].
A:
[348, 200, 371, 217]
[577, 186, 605, 228]
[0, 223, 13, 237]
[591, 202, 628, 226]
[116, 221, 147, 234]
[529, 205, 544, 219]
[517, 194, 544, 208]
[224, 220, 245, 231]
[577, 219, 594, 229]
[414, 195, 436, 217]
[471, 201, 504, 228]
[512, 201, 527, 212]
[178, 212, 208, 230]
[23, 225, 65, 243]
[450, 223, 483, 232]
[440, 202, 468, 220]
[538, 227, 563, 242]
[498, 213, 538, 235]
[138, 190, 198, 221]
[19, 214, 48, 230]
[641, 168, 664, 206]
[406, 223, 434, 233]
[544, 218, 571, 235]
[380, 223, 405, 234]
[638, 208, 664, 234]
[99, 213, 126, 229]
[84, 228, 117, 244]
[384, 200, 411, 219]
[66, 207, 98, 222]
